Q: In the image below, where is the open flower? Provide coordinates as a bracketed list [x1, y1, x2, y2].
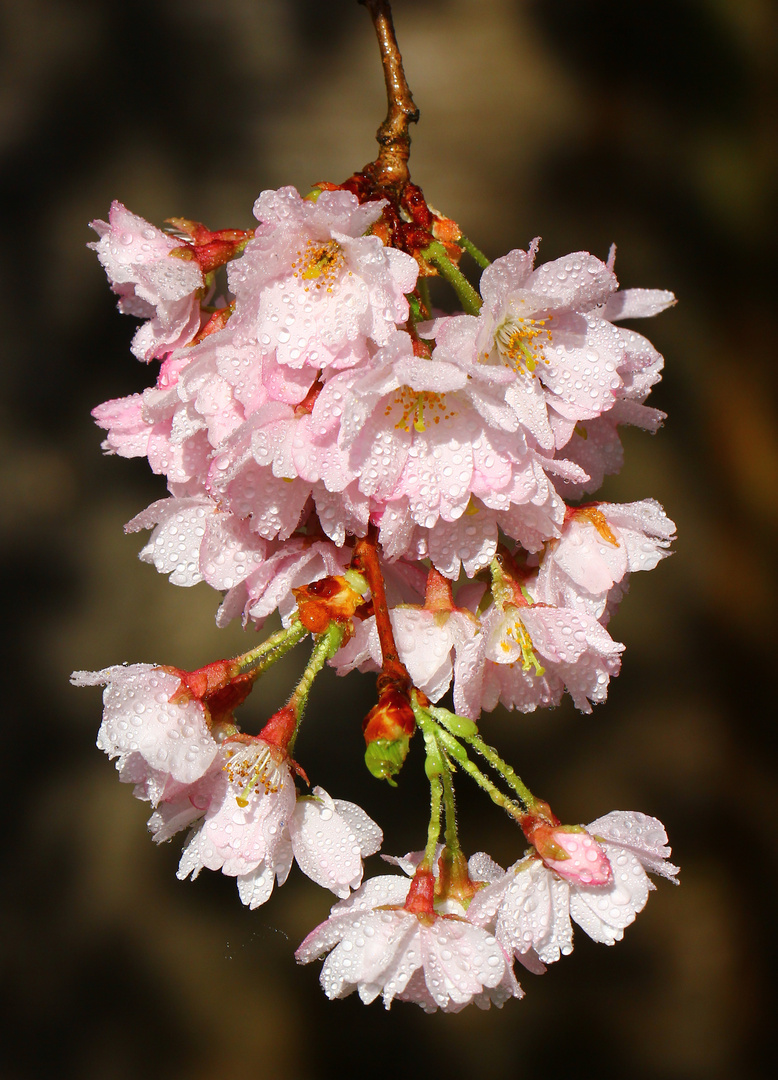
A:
[226, 186, 418, 370]
[535, 500, 676, 620]
[172, 745, 381, 909]
[481, 600, 624, 714]
[90, 201, 204, 361]
[467, 811, 679, 965]
[70, 664, 219, 784]
[296, 871, 519, 1012]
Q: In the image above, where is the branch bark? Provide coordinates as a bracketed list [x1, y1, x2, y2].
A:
[359, 0, 419, 190]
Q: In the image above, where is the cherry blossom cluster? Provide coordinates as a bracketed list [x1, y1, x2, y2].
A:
[74, 0, 678, 1014]
[89, 190, 674, 717]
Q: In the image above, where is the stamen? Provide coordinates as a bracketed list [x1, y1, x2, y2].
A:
[505, 617, 546, 676]
[223, 742, 284, 807]
[385, 385, 457, 432]
[574, 506, 620, 547]
[293, 239, 349, 292]
[490, 306, 553, 377]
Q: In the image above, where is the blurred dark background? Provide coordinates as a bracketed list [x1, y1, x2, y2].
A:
[1, 1, 776, 1077]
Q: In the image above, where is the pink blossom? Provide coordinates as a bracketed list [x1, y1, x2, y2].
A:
[287, 786, 383, 899]
[374, 480, 564, 578]
[226, 186, 418, 370]
[481, 600, 624, 714]
[317, 330, 537, 535]
[216, 535, 351, 629]
[333, 605, 485, 719]
[172, 743, 382, 907]
[125, 495, 268, 591]
[467, 811, 679, 964]
[70, 664, 218, 784]
[535, 499, 676, 619]
[530, 824, 612, 886]
[90, 201, 204, 361]
[296, 873, 518, 1011]
[432, 242, 672, 458]
[185, 738, 297, 878]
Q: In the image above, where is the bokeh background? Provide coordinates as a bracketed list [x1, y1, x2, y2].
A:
[2, 1, 776, 1077]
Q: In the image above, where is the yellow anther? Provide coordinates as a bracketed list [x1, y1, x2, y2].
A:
[298, 239, 346, 288]
[576, 506, 620, 547]
[506, 617, 546, 676]
[390, 386, 455, 433]
[492, 310, 553, 376]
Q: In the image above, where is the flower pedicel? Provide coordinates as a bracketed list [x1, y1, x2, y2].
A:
[73, 0, 678, 1012]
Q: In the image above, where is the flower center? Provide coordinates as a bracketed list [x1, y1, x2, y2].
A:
[223, 741, 285, 807]
[293, 239, 348, 292]
[386, 386, 457, 433]
[491, 308, 553, 376]
[501, 615, 545, 676]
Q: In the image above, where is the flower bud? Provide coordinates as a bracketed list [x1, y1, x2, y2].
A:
[528, 822, 612, 886]
[362, 688, 416, 786]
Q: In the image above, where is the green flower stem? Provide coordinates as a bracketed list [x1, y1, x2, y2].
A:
[457, 234, 491, 270]
[421, 241, 482, 315]
[233, 619, 308, 674]
[434, 727, 526, 824]
[423, 770, 444, 870]
[464, 734, 538, 812]
[289, 622, 344, 721]
[417, 278, 432, 319]
[411, 695, 450, 867]
[439, 764, 462, 859]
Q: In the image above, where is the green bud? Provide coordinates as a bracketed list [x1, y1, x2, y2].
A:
[364, 735, 411, 786]
[428, 705, 479, 738]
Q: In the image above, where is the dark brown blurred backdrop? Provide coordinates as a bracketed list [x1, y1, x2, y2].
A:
[1, 1, 776, 1078]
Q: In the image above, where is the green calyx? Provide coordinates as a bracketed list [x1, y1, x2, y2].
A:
[364, 734, 411, 786]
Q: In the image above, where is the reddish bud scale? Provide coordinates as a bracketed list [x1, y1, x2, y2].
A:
[362, 688, 415, 745]
[404, 868, 436, 915]
[189, 304, 235, 346]
[161, 659, 255, 730]
[521, 800, 561, 841]
[524, 822, 571, 864]
[423, 566, 455, 613]
[292, 575, 363, 636]
[166, 217, 253, 274]
[322, 172, 463, 278]
[523, 802, 582, 866]
[400, 183, 432, 229]
[431, 214, 462, 245]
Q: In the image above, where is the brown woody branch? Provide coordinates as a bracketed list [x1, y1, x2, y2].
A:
[359, 0, 419, 191]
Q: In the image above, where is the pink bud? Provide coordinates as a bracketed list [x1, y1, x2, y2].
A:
[541, 827, 612, 886]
